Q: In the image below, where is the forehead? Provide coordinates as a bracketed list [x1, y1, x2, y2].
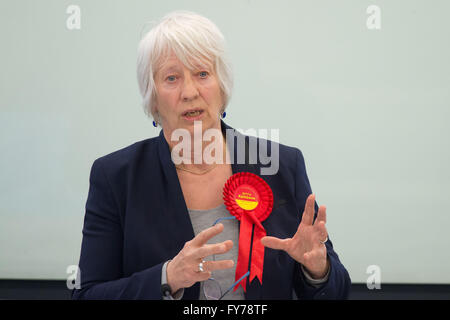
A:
[158, 55, 211, 73]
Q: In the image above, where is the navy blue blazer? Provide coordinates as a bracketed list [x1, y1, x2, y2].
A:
[72, 121, 351, 300]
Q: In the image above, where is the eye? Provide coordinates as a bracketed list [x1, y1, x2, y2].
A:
[166, 75, 177, 82]
[199, 71, 209, 78]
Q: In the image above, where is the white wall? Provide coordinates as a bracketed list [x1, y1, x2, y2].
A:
[1, 0, 449, 283]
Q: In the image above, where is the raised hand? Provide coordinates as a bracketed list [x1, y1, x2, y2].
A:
[166, 223, 234, 293]
[260, 194, 329, 279]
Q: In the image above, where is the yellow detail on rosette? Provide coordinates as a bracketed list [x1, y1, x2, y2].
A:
[235, 199, 259, 211]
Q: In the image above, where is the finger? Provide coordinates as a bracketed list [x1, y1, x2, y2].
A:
[191, 223, 224, 247]
[194, 240, 233, 259]
[260, 236, 290, 251]
[316, 221, 328, 243]
[203, 259, 234, 272]
[301, 194, 315, 225]
[195, 271, 212, 282]
[314, 205, 327, 225]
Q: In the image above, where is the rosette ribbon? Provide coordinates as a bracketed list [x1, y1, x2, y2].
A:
[223, 172, 273, 292]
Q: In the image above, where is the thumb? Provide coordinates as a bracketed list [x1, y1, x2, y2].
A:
[260, 236, 290, 251]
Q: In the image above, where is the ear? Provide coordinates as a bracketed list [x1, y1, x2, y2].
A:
[151, 104, 159, 117]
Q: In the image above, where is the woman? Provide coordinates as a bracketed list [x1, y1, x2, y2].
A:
[72, 10, 351, 300]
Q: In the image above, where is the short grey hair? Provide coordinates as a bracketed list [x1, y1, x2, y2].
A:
[136, 10, 234, 120]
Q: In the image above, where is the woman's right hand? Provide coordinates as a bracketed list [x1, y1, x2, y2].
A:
[166, 223, 234, 294]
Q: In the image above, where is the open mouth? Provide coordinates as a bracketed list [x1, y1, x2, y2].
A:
[182, 109, 204, 118]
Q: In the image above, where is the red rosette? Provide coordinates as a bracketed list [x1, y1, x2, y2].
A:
[223, 172, 273, 292]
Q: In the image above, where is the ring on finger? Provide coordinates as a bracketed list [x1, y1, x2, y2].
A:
[319, 236, 328, 244]
[198, 260, 206, 272]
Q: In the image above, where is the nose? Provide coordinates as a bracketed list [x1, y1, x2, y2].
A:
[181, 73, 199, 102]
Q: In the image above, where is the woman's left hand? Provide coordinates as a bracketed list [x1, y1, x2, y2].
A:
[260, 194, 329, 279]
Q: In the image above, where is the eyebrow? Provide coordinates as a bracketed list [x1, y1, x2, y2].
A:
[160, 63, 211, 75]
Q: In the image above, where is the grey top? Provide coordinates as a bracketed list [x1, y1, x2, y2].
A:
[189, 203, 244, 300]
[161, 203, 330, 300]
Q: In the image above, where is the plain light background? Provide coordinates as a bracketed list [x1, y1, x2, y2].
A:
[1, 0, 449, 284]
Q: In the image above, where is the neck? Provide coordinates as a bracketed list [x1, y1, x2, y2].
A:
[164, 124, 229, 170]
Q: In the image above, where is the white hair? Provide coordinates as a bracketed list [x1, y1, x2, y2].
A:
[136, 10, 234, 120]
